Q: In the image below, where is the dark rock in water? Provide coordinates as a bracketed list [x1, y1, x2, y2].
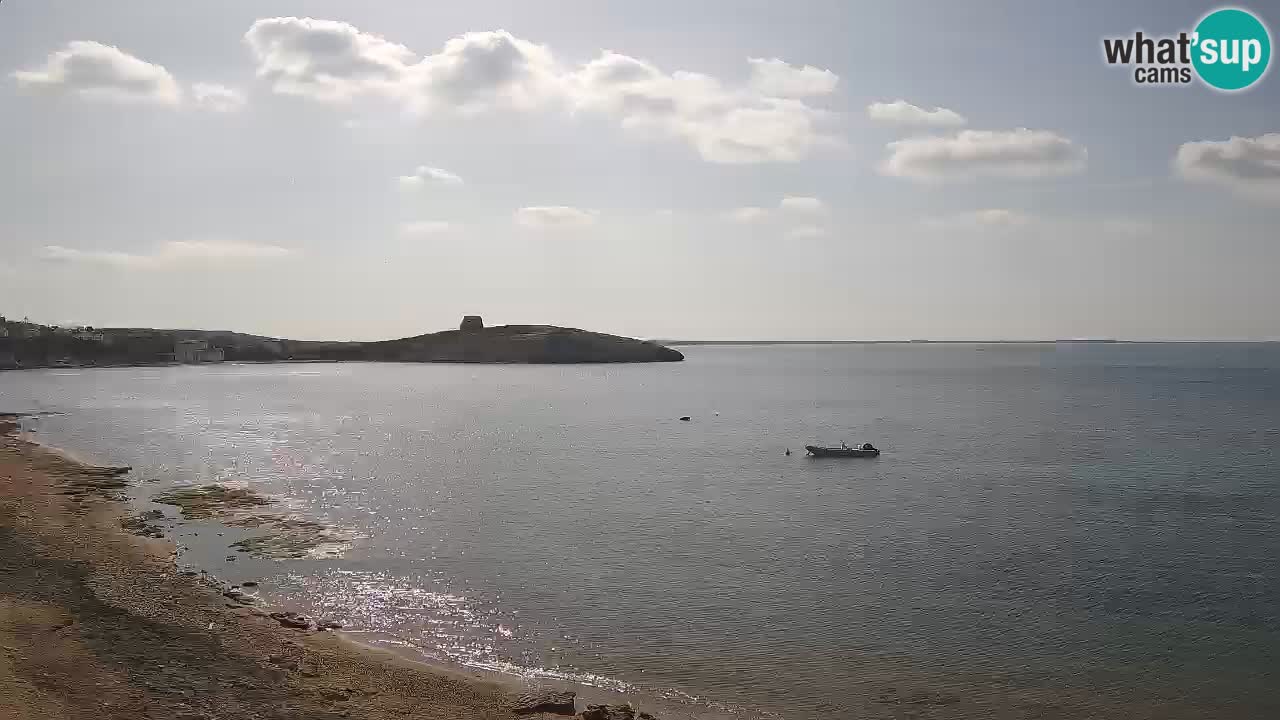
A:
[222, 589, 255, 605]
[679, 416, 690, 421]
[579, 704, 651, 720]
[241, 581, 258, 587]
[512, 689, 577, 715]
[121, 512, 165, 539]
[317, 620, 343, 630]
[85, 465, 131, 476]
[269, 611, 312, 630]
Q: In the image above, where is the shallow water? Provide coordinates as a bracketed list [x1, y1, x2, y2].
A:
[4, 344, 1279, 718]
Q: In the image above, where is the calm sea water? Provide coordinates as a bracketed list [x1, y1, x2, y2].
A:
[3, 344, 1279, 718]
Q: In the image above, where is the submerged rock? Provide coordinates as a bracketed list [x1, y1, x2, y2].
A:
[153, 484, 270, 519]
[222, 589, 255, 605]
[269, 611, 312, 630]
[578, 704, 654, 720]
[154, 484, 350, 560]
[121, 511, 166, 538]
[512, 689, 577, 715]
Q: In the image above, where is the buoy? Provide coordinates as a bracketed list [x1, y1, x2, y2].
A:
[785, 448, 791, 456]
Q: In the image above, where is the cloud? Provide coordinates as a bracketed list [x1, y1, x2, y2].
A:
[882, 128, 1086, 181]
[398, 165, 464, 188]
[779, 196, 825, 214]
[1174, 133, 1280, 200]
[923, 208, 1032, 229]
[399, 221, 454, 236]
[12, 41, 182, 105]
[567, 52, 837, 164]
[724, 206, 771, 223]
[243, 18, 559, 112]
[244, 18, 839, 164]
[747, 58, 838, 97]
[37, 240, 293, 269]
[243, 17, 418, 103]
[867, 100, 965, 127]
[786, 225, 827, 239]
[515, 206, 598, 228]
[192, 83, 246, 112]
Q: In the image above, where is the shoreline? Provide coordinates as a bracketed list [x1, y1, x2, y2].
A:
[0, 415, 658, 720]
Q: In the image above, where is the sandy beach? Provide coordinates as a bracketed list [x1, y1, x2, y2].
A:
[0, 415, 585, 720]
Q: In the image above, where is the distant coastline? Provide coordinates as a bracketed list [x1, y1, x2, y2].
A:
[0, 315, 683, 369]
[661, 339, 1276, 346]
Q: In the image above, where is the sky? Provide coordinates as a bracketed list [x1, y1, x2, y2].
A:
[1, 0, 1278, 341]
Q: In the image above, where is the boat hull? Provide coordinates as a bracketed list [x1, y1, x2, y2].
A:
[805, 445, 880, 458]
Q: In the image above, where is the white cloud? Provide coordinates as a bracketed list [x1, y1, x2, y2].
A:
[567, 52, 837, 164]
[882, 129, 1087, 181]
[243, 17, 418, 103]
[399, 221, 454, 236]
[243, 18, 560, 112]
[37, 240, 293, 269]
[12, 41, 182, 105]
[1174, 133, 1280, 200]
[412, 30, 562, 114]
[747, 58, 838, 97]
[923, 208, 1032, 229]
[244, 18, 839, 164]
[786, 225, 828, 239]
[779, 196, 825, 214]
[867, 100, 965, 127]
[192, 83, 246, 112]
[515, 206, 598, 228]
[398, 165, 464, 188]
[724, 206, 771, 223]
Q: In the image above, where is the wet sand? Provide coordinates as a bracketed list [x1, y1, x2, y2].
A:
[0, 416, 549, 720]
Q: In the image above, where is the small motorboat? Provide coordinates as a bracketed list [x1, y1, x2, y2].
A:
[805, 442, 880, 458]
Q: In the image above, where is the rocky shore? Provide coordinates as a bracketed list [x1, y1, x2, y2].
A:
[0, 416, 659, 720]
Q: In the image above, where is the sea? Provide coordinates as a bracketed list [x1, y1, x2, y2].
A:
[3, 343, 1278, 719]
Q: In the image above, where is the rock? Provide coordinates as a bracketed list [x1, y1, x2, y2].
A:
[679, 416, 690, 421]
[579, 704, 646, 720]
[512, 689, 577, 715]
[222, 589, 255, 605]
[241, 581, 258, 587]
[225, 555, 236, 562]
[269, 611, 313, 630]
[317, 620, 343, 630]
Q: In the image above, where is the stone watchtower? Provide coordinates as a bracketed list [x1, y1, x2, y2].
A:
[459, 315, 484, 332]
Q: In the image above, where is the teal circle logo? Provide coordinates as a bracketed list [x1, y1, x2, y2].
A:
[1192, 8, 1271, 91]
